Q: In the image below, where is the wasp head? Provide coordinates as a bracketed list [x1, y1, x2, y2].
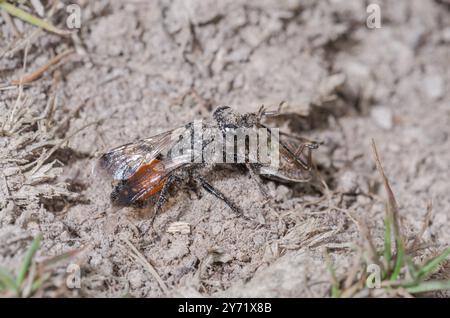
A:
[213, 106, 258, 131]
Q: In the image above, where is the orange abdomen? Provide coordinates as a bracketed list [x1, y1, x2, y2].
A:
[111, 159, 167, 206]
[134, 159, 167, 201]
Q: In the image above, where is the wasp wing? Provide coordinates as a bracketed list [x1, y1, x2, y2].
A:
[96, 126, 192, 181]
[110, 153, 192, 206]
[96, 124, 201, 206]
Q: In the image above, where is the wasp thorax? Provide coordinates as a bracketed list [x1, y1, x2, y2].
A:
[213, 106, 257, 130]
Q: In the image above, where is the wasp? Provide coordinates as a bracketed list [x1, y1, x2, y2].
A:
[96, 106, 319, 222]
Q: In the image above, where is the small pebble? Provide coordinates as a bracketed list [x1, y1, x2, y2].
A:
[127, 269, 145, 289]
[371, 106, 393, 130]
[423, 75, 444, 100]
[338, 170, 359, 194]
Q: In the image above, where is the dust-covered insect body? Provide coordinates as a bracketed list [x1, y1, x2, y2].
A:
[97, 106, 320, 219]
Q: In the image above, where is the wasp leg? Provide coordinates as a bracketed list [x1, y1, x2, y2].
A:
[277, 132, 320, 170]
[279, 131, 322, 148]
[197, 176, 243, 215]
[151, 173, 180, 225]
[258, 101, 286, 120]
[246, 164, 271, 202]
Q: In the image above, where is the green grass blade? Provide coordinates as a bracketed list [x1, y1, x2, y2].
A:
[390, 238, 404, 281]
[40, 248, 84, 268]
[16, 234, 42, 288]
[405, 256, 418, 281]
[324, 249, 341, 298]
[417, 247, 450, 281]
[383, 213, 392, 276]
[0, 267, 19, 294]
[0, 1, 70, 35]
[405, 280, 450, 294]
[30, 272, 50, 296]
[331, 285, 341, 298]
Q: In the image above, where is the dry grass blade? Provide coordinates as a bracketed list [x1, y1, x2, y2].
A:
[0, 27, 41, 59]
[2, 41, 29, 134]
[323, 248, 340, 297]
[28, 121, 98, 175]
[339, 246, 367, 298]
[40, 247, 86, 268]
[371, 139, 402, 244]
[371, 139, 405, 280]
[16, 234, 42, 288]
[21, 261, 37, 298]
[30, 0, 45, 17]
[340, 272, 367, 298]
[346, 211, 382, 271]
[410, 201, 433, 252]
[166, 221, 191, 234]
[343, 248, 363, 290]
[0, 1, 70, 36]
[121, 239, 169, 294]
[1, 8, 20, 37]
[11, 49, 75, 85]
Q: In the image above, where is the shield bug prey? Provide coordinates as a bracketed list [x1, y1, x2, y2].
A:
[96, 105, 320, 222]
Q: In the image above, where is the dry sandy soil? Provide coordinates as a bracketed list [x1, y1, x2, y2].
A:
[0, 0, 449, 297]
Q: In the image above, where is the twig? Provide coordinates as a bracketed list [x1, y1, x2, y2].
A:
[11, 49, 75, 85]
[121, 238, 169, 294]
